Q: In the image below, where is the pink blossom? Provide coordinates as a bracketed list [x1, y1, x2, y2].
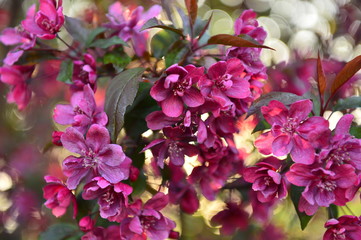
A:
[104, 2, 161, 56]
[150, 64, 205, 117]
[82, 177, 132, 222]
[243, 157, 287, 202]
[142, 126, 198, 168]
[82, 225, 121, 240]
[200, 58, 251, 107]
[323, 215, 361, 240]
[286, 163, 358, 214]
[255, 99, 330, 164]
[71, 54, 97, 92]
[61, 124, 131, 189]
[226, 10, 267, 74]
[79, 216, 96, 232]
[0, 27, 36, 65]
[320, 114, 361, 170]
[52, 131, 63, 146]
[43, 175, 77, 218]
[0, 65, 35, 110]
[211, 202, 249, 235]
[22, 0, 64, 40]
[119, 193, 176, 240]
[53, 84, 107, 134]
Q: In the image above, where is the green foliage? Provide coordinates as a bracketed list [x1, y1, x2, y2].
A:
[104, 68, 145, 142]
[64, 16, 89, 44]
[333, 96, 361, 111]
[290, 185, 314, 230]
[85, 27, 107, 47]
[89, 36, 129, 49]
[252, 119, 271, 133]
[40, 223, 79, 240]
[56, 59, 73, 84]
[151, 29, 181, 59]
[140, 17, 184, 36]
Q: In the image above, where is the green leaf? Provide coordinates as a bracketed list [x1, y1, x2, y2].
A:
[131, 170, 146, 196]
[64, 16, 89, 44]
[207, 34, 274, 50]
[164, 40, 188, 67]
[140, 17, 184, 36]
[104, 68, 145, 142]
[124, 82, 159, 140]
[150, 30, 180, 58]
[89, 36, 129, 48]
[333, 96, 361, 111]
[247, 92, 305, 118]
[350, 125, 361, 138]
[103, 48, 131, 69]
[40, 223, 78, 240]
[290, 185, 314, 230]
[85, 27, 106, 47]
[56, 60, 73, 84]
[328, 204, 338, 219]
[252, 120, 271, 134]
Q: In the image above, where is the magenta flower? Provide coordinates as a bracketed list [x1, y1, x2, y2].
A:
[323, 215, 361, 240]
[226, 10, 267, 74]
[61, 124, 131, 189]
[199, 58, 251, 107]
[53, 84, 107, 134]
[0, 27, 36, 65]
[286, 163, 358, 213]
[143, 126, 198, 168]
[150, 64, 205, 117]
[22, 0, 64, 40]
[82, 177, 132, 222]
[79, 216, 95, 232]
[119, 193, 176, 240]
[0, 65, 35, 110]
[211, 202, 249, 235]
[43, 175, 77, 218]
[320, 114, 361, 170]
[71, 54, 97, 92]
[243, 157, 287, 202]
[255, 99, 330, 164]
[105, 2, 161, 56]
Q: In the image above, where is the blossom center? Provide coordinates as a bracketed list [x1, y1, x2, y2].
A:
[82, 148, 99, 167]
[317, 179, 336, 192]
[173, 78, 191, 96]
[327, 145, 351, 166]
[140, 215, 157, 229]
[282, 117, 299, 134]
[168, 142, 183, 159]
[40, 18, 58, 34]
[215, 74, 233, 91]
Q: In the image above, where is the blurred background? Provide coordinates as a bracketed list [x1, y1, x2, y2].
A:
[0, 0, 360, 239]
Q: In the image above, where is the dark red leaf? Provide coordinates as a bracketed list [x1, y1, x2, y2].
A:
[207, 34, 274, 50]
[317, 53, 327, 96]
[185, 0, 198, 26]
[331, 55, 361, 95]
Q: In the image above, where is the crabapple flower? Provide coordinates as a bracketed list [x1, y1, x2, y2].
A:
[255, 99, 330, 164]
[286, 163, 358, 213]
[0, 65, 35, 110]
[0, 27, 36, 65]
[150, 64, 205, 117]
[61, 124, 131, 189]
[226, 10, 267, 74]
[53, 84, 107, 134]
[104, 2, 161, 56]
[43, 175, 77, 218]
[320, 114, 361, 170]
[211, 202, 249, 235]
[243, 157, 287, 202]
[71, 54, 97, 92]
[143, 126, 198, 168]
[119, 193, 176, 240]
[79, 216, 95, 232]
[82, 177, 132, 222]
[199, 58, 251, 107]
[323, 215, 361, 240]
[22, 0, 64, 40]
